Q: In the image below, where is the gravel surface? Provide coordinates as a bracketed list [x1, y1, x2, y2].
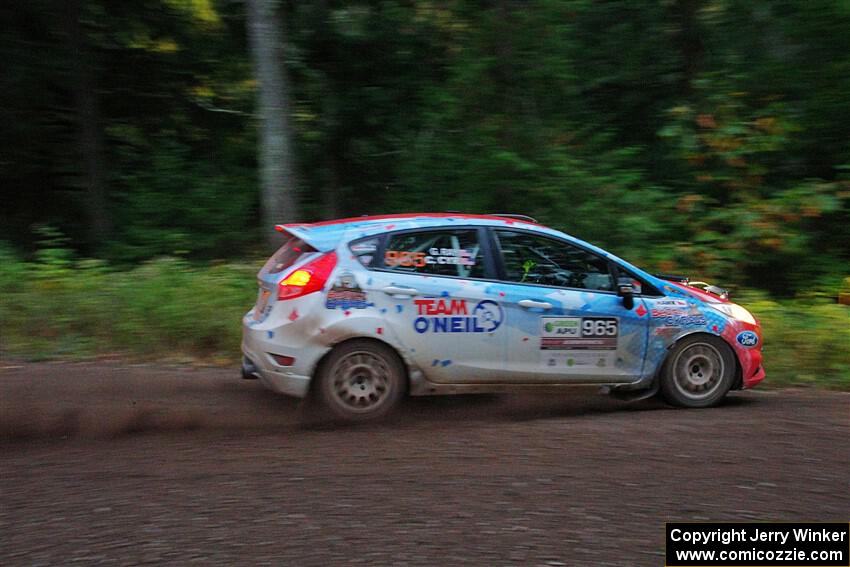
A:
[1, 362, 848, 566]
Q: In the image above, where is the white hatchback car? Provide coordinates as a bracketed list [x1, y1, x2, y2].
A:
[242, 213, 764, 421]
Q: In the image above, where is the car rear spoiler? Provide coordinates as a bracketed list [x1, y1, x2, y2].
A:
[274, 224, 338, 252]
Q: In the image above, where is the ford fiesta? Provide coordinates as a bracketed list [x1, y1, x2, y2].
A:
[242, 213, 764, 421]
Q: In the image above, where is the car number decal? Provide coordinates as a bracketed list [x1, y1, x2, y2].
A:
[540, 317, 618, 350]
[540, 317, 618, 370]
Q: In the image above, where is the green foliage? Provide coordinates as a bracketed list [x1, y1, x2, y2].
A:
[1, 244, 846, 388]
[0, 244, 255, 363]
[737, 291, 850, 389]
[0, 0, 848, 306]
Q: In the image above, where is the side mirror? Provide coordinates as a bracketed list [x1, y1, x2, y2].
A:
[617, 277, 635, 310]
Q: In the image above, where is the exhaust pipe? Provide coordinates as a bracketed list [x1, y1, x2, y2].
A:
[241, 356, 261, 380]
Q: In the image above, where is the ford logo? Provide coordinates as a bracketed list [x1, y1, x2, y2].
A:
[736, 331, 759, 348]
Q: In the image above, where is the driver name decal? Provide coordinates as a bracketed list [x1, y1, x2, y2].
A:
[385, 247, 477, 268]
[413, 298, 503, 333]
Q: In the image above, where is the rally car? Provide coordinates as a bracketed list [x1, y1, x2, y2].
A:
[242, 213, 764, 421]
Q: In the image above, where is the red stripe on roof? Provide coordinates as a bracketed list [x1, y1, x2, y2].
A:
[284, 213, 542, 228]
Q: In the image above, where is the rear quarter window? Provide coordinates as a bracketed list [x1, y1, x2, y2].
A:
[348, 236, 381, 268]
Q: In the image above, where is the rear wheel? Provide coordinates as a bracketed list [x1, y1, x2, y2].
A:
[660, 334, 735, 408]
[315, 340, 405, 421]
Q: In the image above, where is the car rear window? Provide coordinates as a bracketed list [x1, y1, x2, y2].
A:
[261, 238, 316, 275]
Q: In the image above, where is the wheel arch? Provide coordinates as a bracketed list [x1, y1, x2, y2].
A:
[663, 330, 743, 390]
[310, 336, 411, 395]
[658, 331, 738, 407]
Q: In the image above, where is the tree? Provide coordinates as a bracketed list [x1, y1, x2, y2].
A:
[65, 0, 111, 248]
[246, 0, 299, 244]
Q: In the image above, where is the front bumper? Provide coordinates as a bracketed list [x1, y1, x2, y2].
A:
[742, 362, 765, 389]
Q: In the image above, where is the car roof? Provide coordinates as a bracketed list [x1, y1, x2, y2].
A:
[276, 213, 543, 250]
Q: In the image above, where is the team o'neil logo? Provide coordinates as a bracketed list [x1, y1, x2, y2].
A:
[413, 298, 503, 333]
[736, 330, 759, 348]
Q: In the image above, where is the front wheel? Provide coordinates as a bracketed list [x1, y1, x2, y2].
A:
[660, 335, 735, 408]
[314, 340, 406, 422]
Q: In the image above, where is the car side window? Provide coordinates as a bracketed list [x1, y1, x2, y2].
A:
[382, 229, 485, 279]
[495, 230, 614, 291]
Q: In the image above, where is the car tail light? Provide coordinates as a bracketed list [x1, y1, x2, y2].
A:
[277, 251, 337, 300]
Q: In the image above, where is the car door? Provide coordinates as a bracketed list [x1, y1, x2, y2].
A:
[490, 228, 649, 383]
[363, 226, 507, 383]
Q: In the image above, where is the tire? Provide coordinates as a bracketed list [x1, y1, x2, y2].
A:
[314, 340, 406, 422]
[660, 334, 735, 408]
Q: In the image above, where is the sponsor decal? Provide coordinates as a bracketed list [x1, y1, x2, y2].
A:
[325, 271, 369, 310]
[350, 241, 377, 254]
[413, 298, 503, 333]
[736, 330, 759, 348]
[651, 301, 707, 327]
[543, 318, 580, 336]
[545, 352, 614, 369]
[662, 314, 707, 327]
[651, 307, 689, 318]
[385, 248, 477, 268]
[653, 326, 680, 338]
[655, 299, 689, 307]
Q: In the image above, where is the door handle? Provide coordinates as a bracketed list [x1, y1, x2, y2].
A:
[518, 299, 553, 310]
[382, 286, 419, 297]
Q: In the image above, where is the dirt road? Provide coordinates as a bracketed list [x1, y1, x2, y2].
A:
[1, 362, 848, 566]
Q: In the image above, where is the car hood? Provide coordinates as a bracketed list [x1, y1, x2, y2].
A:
[664, 281, 730, 304]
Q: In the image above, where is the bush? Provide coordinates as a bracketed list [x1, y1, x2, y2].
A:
[736, 291, 850, 389]
[0, 245, 256, 364]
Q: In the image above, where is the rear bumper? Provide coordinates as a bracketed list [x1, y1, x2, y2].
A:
[241, 339, 312, 398]
[242, 309, 327, 399]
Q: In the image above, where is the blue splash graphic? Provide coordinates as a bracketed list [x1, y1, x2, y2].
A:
[395, 305, 404, 313]
[266, 330, 274, 338]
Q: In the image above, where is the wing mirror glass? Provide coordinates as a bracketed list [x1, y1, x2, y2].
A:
[617, 277, 635, 310]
